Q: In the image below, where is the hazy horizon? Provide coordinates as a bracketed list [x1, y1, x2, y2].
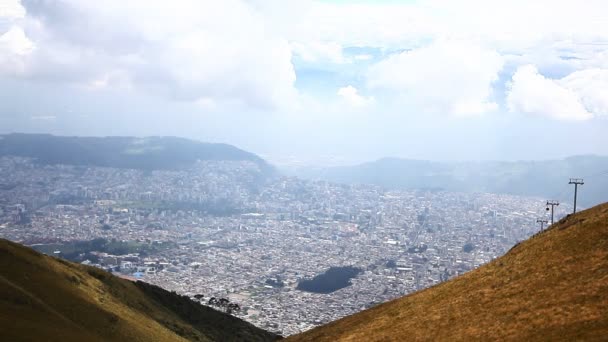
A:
[1, 0, 607, 165]
[1, 2, 607, 337]
[3, 131, 608, 168]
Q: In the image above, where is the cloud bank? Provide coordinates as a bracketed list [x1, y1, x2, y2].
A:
[1, 0, 297, 109]
[1, 0, 607, 163]
[508, 65, 608, 120]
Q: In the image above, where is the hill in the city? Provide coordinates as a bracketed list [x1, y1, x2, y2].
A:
[289, 202, 608, 341]
[0, 133, 273, 174]
[0, 239, 280, 342]
[294, 156, 608, 207]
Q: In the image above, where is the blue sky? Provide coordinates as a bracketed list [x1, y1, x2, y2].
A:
[1, 0, 607, 166]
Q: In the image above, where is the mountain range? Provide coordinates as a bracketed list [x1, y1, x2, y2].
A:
[3, 134, 606, 209]
[294, 156, 608, 207]
[0, 133, 274, 174]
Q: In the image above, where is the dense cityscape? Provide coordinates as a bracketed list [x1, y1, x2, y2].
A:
[2, 0, 606, 339]
[0, 156, 570, 336]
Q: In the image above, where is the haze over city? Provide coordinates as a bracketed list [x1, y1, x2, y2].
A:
[2, 1, 608, 341]
[1, 0, 607, 165]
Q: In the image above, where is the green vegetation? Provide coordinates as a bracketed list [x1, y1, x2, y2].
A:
[134, 282, 269, 341]
[296, 266, 363, 294]
[32, 238, 173, 260]
[462, 242, 475, 253]
[0, 239, 280, 342]
[385, 260, 397, 268]
[0, 133, 273, 174]
[289, 203, 608, 341]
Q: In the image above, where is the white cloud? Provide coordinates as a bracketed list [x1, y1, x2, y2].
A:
[257, 1, 608, 56]
[0, 0, 25, 19]
[337, 85, 373, 107]
[367, 41, 504, 116]
[506, 65, 603, 121]
[560, 69, 608, 117]
[86, 70, 132, 90]
[2, 0, 608, 121]
[354, 54, 373, 61]
[0, 25, 32, 54]
[291, 40, 346, 64]
[0, 25, 34, 74]
[255, 0, 608, 119]
[1, 0, 297, 109]
[30, 115, 56, 121]
[261, 1, 439, 50]
[421, 0, 608, 49]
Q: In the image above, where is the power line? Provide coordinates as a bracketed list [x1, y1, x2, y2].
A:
[536, 218, 548, 232]
[540, 169, 606, 206]
[568, 178, 584, 213]
[545, 200, 559, 225]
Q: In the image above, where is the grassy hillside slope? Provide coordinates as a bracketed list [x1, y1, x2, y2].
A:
[289, 203, 608, 341]
[0, 239, 279, 342]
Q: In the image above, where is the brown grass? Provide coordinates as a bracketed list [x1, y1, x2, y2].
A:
[288, 203, 608, 342]
[0, 239, 278, 342]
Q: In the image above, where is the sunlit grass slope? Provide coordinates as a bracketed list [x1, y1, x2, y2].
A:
[0, 239, 279, 342]
[289, 203, 608, 341]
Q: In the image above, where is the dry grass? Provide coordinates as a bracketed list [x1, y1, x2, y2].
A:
[0, 239, 278, 342]
[289, 203, 608, 342]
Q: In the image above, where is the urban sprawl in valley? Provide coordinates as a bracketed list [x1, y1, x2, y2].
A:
[0, 157, 569, 336]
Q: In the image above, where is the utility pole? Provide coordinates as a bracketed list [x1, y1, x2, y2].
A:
[546, 200, 559, 225]
[568, 178, 584, 213]
[536, 218, 548, 232]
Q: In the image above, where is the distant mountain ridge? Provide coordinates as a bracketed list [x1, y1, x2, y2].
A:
[0, 133, 273, 173]
[0, 239, 280, 341]
[295, 156, 608, 207]
[289, 202, 608, 341]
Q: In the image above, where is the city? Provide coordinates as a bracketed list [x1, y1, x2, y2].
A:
[0, 156, 569, 336]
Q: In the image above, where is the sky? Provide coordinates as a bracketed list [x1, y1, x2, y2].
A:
[0, 0, 607, 166]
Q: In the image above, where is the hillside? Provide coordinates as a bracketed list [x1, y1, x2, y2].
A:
[295, 156, 608, 207]
[289, 203, 608, 341]
[0, 239, 280, 342]
[0, 133, 273, 173]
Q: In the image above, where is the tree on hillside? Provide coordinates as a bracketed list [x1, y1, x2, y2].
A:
[218, 298, 230, 308]
[227, 303, 240, 315]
